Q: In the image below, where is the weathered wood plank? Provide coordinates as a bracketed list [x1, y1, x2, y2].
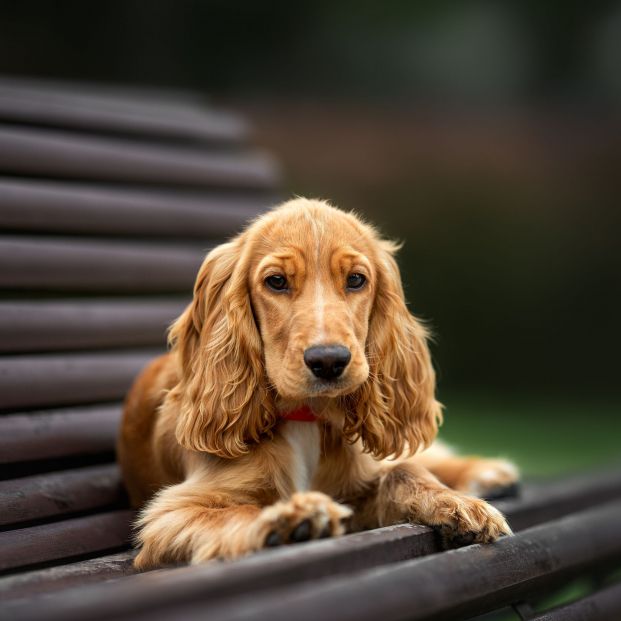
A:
[0, 126, 279, 189]
[0, 464, 125, 527]
[0, 88, 248, 143]
[0, 404, 121, 463]
[0, 299, 185, 353]
[0, 471, 619, 607]
[531, 581, 621, 620]
[4, 501, 621, 621]
[0, 78, 214, 124]
[0, 524, 436, 619]
[145, 500, 621, 621]
[0, 237, 205, 292]
[0, 510, 134, 574]
[0, 552, 138, 602]
[0, 350, 157, 411]
[0, 179, 269, 238]
[494, 468, 621, 531]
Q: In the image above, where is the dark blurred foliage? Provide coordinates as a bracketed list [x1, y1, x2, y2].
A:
[1, 0, 620, 400]
[1, 0, 621, 105]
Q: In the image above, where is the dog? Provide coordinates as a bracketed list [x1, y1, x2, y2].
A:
[118, 198, 518, 569]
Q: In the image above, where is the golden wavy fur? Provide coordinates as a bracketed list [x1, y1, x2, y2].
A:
[118, 198, 518, 569]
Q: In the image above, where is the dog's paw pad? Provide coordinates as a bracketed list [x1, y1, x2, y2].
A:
[265, 531, 283, 547]
[291, 519, 313, 542]
[254, 491, 352, 551]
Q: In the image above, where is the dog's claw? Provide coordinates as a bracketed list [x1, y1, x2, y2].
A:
[265, 531, 283, 547]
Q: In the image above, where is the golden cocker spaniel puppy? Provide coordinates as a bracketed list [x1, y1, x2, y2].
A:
[118, 198, 518, 569]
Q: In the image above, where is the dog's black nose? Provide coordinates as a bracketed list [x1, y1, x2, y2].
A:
[304, 345, 351, 380]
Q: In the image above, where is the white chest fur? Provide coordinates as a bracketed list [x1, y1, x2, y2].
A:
[282, 421, 321, 491]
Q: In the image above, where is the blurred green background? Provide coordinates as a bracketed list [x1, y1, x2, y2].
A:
[2, 0, 619, 476]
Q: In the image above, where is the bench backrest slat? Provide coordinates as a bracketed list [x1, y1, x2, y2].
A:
[0, 78, 277, 584]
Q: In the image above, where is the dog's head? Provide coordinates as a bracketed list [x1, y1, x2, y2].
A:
[169, 199, 441, 459]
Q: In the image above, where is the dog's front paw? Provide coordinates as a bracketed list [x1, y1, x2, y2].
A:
[252, 492, 352, 549]
[428, 491, 512, 548]
[456, 459, 520, 500]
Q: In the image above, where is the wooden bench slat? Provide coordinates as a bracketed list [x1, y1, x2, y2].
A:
[0, 510, 134, 574]
[0, 300, 185, 353]
[0, 79, 213, 124]
[494, 469, 621, 531]
[0, 126, 278, 189]
[3, 500, 620, 621]
[148, 501, 621, 621]
[530, 580, 621, 620]
[0, 90, 247, 144]
[0, 404, 120, 464]
[0, 350, 157, 411]
[0, 179, 268, 238]
[0, 464, 124, 527]
[0, 552, 137, 603]
[0, 524, 436, 617]
[0, 471, 619, 609]
[0, 237, 205, 292]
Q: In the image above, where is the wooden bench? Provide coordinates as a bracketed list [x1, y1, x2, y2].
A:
[1, 78, 620, 621]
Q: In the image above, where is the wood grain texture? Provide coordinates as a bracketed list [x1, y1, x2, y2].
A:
[0, 552, 137, 602]
[0, 524, 436, 619]
[145, 500, 621, 621]
[0, 77, 216, 119]
[0, 84, 248, 143]
[0, 510, 134, 573]
[3, 501, 621, 621]
[0, 299, 185, 353]
[0, 404, 121, 463]
[0, 236, 205, 292]
[530, 581, 621, 620]
[0, 179, 270, 238]
[0, 350, 158, 411]
[495, 469, 621, 531]
[0, 464, 125, 526]
[0, 126, 278, 189]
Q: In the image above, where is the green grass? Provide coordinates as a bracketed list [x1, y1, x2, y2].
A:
[437, 393, 621, 477]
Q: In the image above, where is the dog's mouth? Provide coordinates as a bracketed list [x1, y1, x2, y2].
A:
[308, 378, 349, 397]
[274, 374, 361, 401]
[300, 374, 364, 399]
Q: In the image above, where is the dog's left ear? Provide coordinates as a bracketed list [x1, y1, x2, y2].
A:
[345, 240, 442, 459]
[167, 233, 276, 458]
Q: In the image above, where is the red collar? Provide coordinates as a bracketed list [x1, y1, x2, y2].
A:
[282, 405, 317, 422]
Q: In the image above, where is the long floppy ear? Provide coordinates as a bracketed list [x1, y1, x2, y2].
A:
[344, 240, 442, 460]
[168, 235, 277, 458]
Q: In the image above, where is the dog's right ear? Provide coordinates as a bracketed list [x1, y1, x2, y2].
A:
[167, 236, 277, 458]
[168, 240, 240, 374]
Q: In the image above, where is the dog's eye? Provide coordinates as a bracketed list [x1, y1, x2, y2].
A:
[346, 273, 366, 290]
[265, 274, 288, 291]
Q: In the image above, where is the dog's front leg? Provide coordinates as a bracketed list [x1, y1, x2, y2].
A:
[375, 461, 512, 546]
[133, 479, 261, 569]
[134, 479, 351, 569]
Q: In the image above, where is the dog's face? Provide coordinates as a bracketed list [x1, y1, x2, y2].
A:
[249, 207, 375, 400]
[170, 198, 441, 460]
